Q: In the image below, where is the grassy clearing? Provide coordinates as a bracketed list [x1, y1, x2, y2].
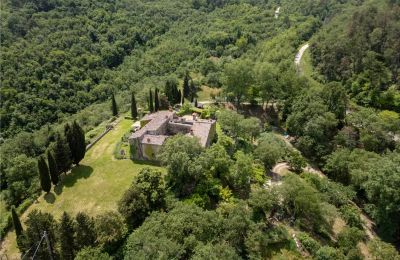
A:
[1, 117, 163, 258]
[299, 48, 321, 87]
[197, 85, 222, 101]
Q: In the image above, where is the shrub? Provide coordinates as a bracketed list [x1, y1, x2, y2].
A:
[297, 232, 321, 256]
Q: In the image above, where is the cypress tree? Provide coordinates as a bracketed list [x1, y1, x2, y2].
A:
[111, 93, 118, 116]
[54, 133, 72, 174]
[72, 121, 86, 165]
[11, 206, 23, 238]
[59, 212, 75, 260]
[38, 156, 51, 193]
[183, 72, 190, 98]
[47, 150, 59, 185]
[178, 89, 182, 104]
[190, 80, 197, 103]
[190, 79, 196, 102]
[154, 88, 160, 112]
[149, 89, 154, 112]
[74, 212, 96, 251]
[64, 123, 75, 161]
[131, 92, 138, 119]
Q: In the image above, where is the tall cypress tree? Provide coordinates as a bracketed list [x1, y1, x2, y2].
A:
[47, 150, 59, 185]
[38, 156, 51, 193]
[183, 72, 190, 98]
[178, 89, 182, 104]
[72, 121, 86, 165]
[149, 89, 154, 112]
[64, 123, 74, 161]
[154, 88, 160, 112]
[54, 133, 72, 175]
[190, 79, 196, 102]
[59, 212, 75, 260]
[131, 92, 138, 119]
[74, 212, 96, 251]
[111, 93, 118, 116]
[11, 206, 23, 238]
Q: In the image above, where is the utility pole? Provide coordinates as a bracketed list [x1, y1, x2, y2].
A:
[43, 231, 54, 260]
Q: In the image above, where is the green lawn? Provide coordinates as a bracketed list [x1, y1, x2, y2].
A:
[1, 117, 163, 258]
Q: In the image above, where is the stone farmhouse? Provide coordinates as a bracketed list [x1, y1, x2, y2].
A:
[129, 110, 216, 160]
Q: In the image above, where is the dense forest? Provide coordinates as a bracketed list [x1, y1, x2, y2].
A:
[1, 0, 399, 259]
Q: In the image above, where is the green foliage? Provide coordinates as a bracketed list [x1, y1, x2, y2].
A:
[111, 94, 118, 117]
[339, 205, 363, 229]
[217, 109, 261, 141]
[310, 1, 400, 111]
[286, 92, 338, 160]
[229, 151, 253, 198]
[118, 168, 166, 228]
[154, 88, 160, 112]
[280, 174, 333, 234]
[38, 156, 51, 193]
[248, 187, 279, 222]
[131, 92, 138, 119]
[368, 239, 400, 260]
[297, 232, 321, 256]
[74, 212, 96, 252]
[337, 227, 365, 254]
[47, 150, 59, 185]
[148, 89, 154, 113]
[315, 246, 344, 260]
[52, 133, 72, 174]
[245, 224, 291, 259]
[11, 206, 23, 238]
[71, 121, 86, 165]
[192, 242, 241, 260]
[302, 172, 355, 207]
[58, 212, 75, 260]
[19, 210, 57, 259]
[2, 154, 39, 207]
[75, 247, 112, 260]
[94, 211, 128, 253]
[286, 150, 306, 173]
[223, 59, 254, 106]
[159, 134, 203, 197]
[254, 133, 288, 170]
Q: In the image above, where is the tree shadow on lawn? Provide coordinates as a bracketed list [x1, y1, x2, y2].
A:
[44, 192, 56, 204]
[62, 165, 94, 188]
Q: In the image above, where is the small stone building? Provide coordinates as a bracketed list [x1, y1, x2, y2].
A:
[129, 110, 216, 160]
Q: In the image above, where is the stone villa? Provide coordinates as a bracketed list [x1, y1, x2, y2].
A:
[129, 110, 216, 160]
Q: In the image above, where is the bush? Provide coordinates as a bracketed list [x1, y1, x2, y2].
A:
[297, 232, 321, 256]
[339, 205, 363, 229]
[337, 227, 365, 254]
[315, 246, 344, 260]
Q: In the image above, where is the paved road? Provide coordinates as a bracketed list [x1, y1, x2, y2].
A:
[294, 43, 309, 65]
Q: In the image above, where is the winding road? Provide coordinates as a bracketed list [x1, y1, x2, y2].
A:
[294, 43, 309, 65]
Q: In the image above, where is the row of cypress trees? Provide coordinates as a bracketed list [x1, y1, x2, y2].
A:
[37, 121, 86, 193]
[148, 88, 162, 113]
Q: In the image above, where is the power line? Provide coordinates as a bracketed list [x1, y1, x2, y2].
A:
[31, 233, 46, 259]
